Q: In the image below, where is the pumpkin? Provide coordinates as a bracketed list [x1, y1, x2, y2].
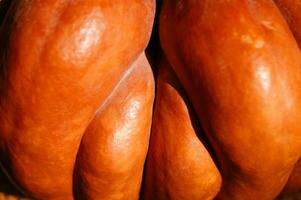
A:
[274, 0, 301, 46]
[158, 0, 301, 199]
[2, 0, 301, 199]
[142, 54, 221, 200]
[0, 0, 155, 199]
[74, 53, 154, 200]
[272, 0, 301, 196]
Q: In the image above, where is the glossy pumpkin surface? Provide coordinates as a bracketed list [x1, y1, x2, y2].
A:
[0, 0, 155, 199]
[159, 0, 301, 199]
[2, 0, 301, 200]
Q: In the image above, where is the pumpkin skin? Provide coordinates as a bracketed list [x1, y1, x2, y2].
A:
[281, 160, 301, 195]
[75, 53, 154, 200]
[142, 55, 221, 200]
[159, 0, 301, 199]
[0, 0, 155, 199]
[274, 0, 301, 46]
[273, 0, 301, 195]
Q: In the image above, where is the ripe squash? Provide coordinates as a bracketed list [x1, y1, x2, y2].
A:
[142, 54, 221, 200]
[273, 0, 301, 195]
[75, 53, 154, 200]
[159, 0, 301, 199]
[3, 0, 301, 199]
[274, 0, 301, 46]
[0, 0, 155, 199]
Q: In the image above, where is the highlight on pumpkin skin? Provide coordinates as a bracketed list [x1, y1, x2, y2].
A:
[2, 0, 301, 199]
[0, 0, 155, 199]
[74, 53, 155, 200]
[159, 0, 301, 199]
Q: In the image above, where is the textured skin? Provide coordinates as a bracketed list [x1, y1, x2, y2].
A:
[75, 54, 154, 200]
[282, 159, 301, 195]
[160, 0, 301, 199]
[274, 0, 301, 46]
[142, 56, 221, 200]
[0, 3, 26, 200]
[0, 0, 155, 199]
[273, 0, 301, 195]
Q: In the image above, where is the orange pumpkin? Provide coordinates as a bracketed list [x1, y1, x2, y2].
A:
[273, 0, 301, 196]
[143, 54, 221, 200]
[0, 1, 155, 199]
[159, 0, 301, 199]
[2, 0, 301, 199]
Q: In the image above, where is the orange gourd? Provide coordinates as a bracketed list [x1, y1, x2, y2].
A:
[273, 0, 301, 196]
[2, 0, 301, 199]
[159, 0, 301, 199]
[142, 54, 221, 200]
[75, 53, 154, 200]
[0, 1, 155, 199]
